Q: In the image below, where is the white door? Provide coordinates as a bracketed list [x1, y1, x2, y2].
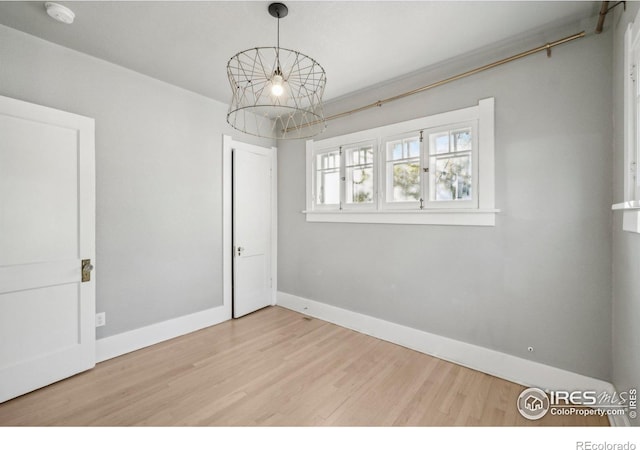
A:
[0, 96, 95, 403]
[233, 141, 276, 318]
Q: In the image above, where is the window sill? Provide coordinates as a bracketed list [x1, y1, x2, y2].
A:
[612, 201, 640, 210]
[303, 209, 500, 226]
[612, 202, 640, 233]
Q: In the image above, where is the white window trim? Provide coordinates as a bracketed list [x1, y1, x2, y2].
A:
[613, 14, 640, 233]
[305, 98, 498, 226]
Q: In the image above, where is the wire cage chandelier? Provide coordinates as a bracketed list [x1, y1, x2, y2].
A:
[226, 2, 327, 139]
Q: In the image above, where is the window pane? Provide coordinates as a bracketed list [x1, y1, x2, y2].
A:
[346, 146, 373, 166]
[316, 151, 340, 205]
[431, 155, 472, 201]
[391, 142, 403, 160]
[345, 146, 374, 204]
[408, 138, 420, 158]
[346, 166, 374, 203]
[431, 132, 449, 154]
[453, 129, 472, 152]
[388, 137, 420, 161]
[390, 161, 420, 201]
[386, 136, 421, 203]
[388, 140, 404, 160]
[318, 151, 339, 170]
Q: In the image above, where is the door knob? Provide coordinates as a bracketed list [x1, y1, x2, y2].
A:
[81, 259, 94, 282]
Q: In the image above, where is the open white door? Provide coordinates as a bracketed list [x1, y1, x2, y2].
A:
[0, 96, 95, 403]
[232, 140, 276, 318]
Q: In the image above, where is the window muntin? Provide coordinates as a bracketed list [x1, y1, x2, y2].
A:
[384, 134, 422, 204]
[313, 142, 377, 210]
[429, 127, 473, 202]
[315, 149, 341, 207]
[345, 144, 375, 205]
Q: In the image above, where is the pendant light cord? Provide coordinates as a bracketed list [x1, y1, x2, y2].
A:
[276, 14, 281, 74]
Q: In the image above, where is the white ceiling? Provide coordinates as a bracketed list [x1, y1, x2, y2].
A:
[0, 1, 599, 104]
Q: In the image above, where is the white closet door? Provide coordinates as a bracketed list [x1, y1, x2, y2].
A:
[0, 95, 95, 403]
[233, 141, 275, 318]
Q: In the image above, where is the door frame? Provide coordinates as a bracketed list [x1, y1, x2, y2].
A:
[222, 135, 277, 317]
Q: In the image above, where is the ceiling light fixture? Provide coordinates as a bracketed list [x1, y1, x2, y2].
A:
[44, 2, 75, 24]
[226, 2, 327, 139]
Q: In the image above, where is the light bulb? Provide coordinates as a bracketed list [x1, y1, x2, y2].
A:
[271, 74, 284, 97]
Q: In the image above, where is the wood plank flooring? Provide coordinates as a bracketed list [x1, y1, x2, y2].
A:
[0, 306, 608, 426]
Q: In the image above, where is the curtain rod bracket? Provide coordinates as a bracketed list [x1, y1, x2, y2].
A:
[596, 1, 625, 34]
[546, 44, 552, 58]
[606, 1, 625, 14]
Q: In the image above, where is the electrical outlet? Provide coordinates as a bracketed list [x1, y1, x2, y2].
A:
[95, 312, 106, 327]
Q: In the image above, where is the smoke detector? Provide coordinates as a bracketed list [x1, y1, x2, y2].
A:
[44, 2, 75, 24]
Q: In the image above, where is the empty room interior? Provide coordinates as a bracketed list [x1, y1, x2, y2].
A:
[0, 0, 639, 432]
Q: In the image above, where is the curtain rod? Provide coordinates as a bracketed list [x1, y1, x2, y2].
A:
[291, 31, 586, 133]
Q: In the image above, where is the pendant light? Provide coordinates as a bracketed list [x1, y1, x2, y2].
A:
[226, 2, 327, 139]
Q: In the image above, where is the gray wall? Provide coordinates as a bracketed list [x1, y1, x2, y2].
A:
[0, 13, 623, 387]
[612, 4, 640, 426]
[278, 21, 613, 381]
[0, 24, 270, 339]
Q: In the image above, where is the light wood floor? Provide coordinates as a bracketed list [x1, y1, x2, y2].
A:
[0, 306, 608, 426]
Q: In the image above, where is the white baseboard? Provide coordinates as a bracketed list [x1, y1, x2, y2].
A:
[277, 291, 617, 403]
[96, 305, 230, 363]
[94, 292, 627, 427]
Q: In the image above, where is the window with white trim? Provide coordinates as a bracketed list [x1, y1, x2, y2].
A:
[428, 126, 476, 205]
[305, 98, 497, 226]
[314, 149, 341, 208]
[613, 11, 640, 233]
[383, 132, 422, 207]
[626, 21, 640, 203]
[344, 141, 376, 207]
